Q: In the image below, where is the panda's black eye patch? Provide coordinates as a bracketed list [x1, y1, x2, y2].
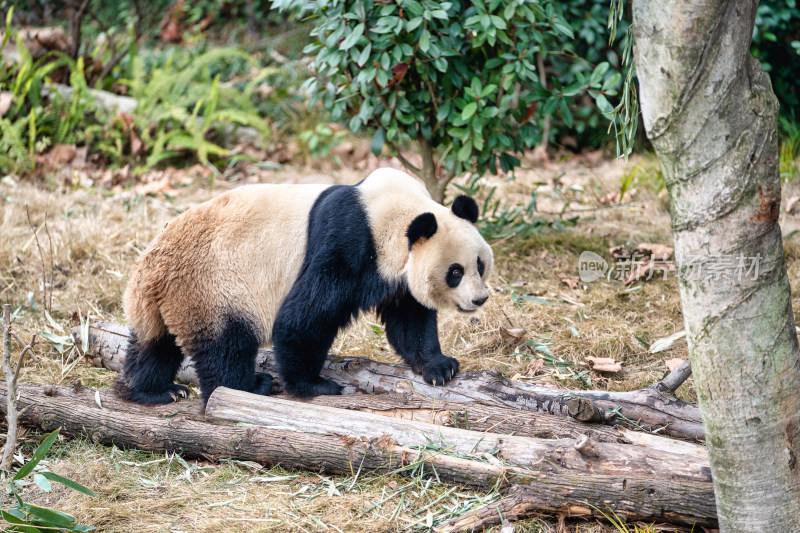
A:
[446, 263, 464, 288]
[477, 257, 485, 277]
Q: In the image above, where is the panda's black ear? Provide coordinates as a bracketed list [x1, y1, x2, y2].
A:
[452, 195, 479, 223]
[406, 213, 438, 249]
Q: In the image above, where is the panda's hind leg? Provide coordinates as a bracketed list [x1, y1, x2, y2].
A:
[187, 317, 274, 403]
[115, 332, 189, 404]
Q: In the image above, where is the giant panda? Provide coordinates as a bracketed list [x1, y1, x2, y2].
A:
[115, 168, 493, 404]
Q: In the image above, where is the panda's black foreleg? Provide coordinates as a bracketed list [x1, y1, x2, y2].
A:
[272, 322, 343, 398]
[272, 288, 344, 398]
[378, 293, 459, 386]
[188, 317, 274, 403]
[115, 332, 190, 404]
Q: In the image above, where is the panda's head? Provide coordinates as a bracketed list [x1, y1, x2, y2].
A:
[404, 196, 493, 313]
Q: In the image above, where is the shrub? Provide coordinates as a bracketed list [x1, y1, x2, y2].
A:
[283, 0, 618, 201]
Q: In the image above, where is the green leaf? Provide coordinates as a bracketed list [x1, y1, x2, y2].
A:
[437, 100, 452, 122]
[484, 57, 504, 69]
[590, 62, 610, 87]
[490, 15, 507, 29]
[33, 473, 52, 492]
[552, 19, 574, 39]
[41, 472, 99, 497]
[0, 509, 44, 532]
[461, 102, 477, 120]
[541, 97, 559, 116]
[457, 140, 472, 161]
[419, 29, 431, 53]
[603, 72, 621, 90]
[18, 503, 79, 529]
[595, 93, 614, 114]
[355, 44, 372, 67]
[406, 17, 423, 31]
[518, 295, 559, 306]
[370, 128, 385, 156]
[14, 430, 60, 481]
[340, 23, 364, 50]
[44, 310, 64, 334]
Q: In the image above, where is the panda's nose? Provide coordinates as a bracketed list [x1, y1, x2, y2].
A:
[472, 295, 488, 307]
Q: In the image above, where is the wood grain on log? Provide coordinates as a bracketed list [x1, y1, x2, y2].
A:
[75, 322, 705, 440]
[0, 382, 717, 528]
[206, 388, 711, 482]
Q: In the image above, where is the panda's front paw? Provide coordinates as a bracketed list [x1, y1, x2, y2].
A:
[250, 373, 274, 396]
[284, 377, 342, 398]
[420, 355, 459, 386]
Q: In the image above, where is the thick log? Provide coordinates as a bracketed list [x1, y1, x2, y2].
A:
[75, 322, 704, 440]
[0, 382, 717, 528]
[62, 380, 706, 460]
[206, 388, 711, 482]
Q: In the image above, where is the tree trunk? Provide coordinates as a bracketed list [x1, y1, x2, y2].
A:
[75, 322, 705, 440]
[0, 381, 719, 528]
[633, 1, 800, 530]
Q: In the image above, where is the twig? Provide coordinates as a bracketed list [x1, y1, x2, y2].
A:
[536, 51, 551, 152]
[1, 304, 17, 470]
[653, 359, 692, 395]
[44, 213, 54, 313]
[387, 141, 422, 176]
[13, 334, 37, 385]
[11, 332, 39, 363]
[26, 206, 51, 314]
[68, 0, 92, 60]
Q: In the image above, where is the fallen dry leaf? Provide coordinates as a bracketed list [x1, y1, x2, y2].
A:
[46, 144, 76, 166]
[609, 245, 632, 260]
[637, 242, 674, 260]
[787, 196, 800, 214]
[0, 92, 11, 117]
[558, 275, 580, 289]
[597, 191, 620, 205]
[623, 257, 676, 285]
[586, 356, 622, 373]
[499, 326, 526, 345]
[130, 128, 144, 156]
[665, 358, 685, 372]
[524, 358, 544, 377]
[134, 174, 176, 196]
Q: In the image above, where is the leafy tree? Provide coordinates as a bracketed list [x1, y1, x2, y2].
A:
[281, 0, 617, 201]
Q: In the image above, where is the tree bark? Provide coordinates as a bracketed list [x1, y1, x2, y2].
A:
[75, 322, 705, 440]
[0, 381, 718, 528]
[633, 0, 800, 530]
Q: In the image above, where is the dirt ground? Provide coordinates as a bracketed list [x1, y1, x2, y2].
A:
[3, 151, 800, 532]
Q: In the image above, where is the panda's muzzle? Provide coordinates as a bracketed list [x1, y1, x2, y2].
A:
[455, 293, 489, 313]
[472, 295, 488, 307]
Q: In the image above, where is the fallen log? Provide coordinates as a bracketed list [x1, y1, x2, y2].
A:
[41, 370, 694, 453]
[206, 388, 711, 481]
[0, 381, 718, 528]
[74, 322, 704, 440]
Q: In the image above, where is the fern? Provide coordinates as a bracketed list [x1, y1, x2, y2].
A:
[0, 117, 32, 171]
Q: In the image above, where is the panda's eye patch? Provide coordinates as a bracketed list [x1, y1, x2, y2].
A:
[477, 257, 485, 277]
[446, 263, 464, 288]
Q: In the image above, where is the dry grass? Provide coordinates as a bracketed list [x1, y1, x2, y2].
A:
[4, 153, 800, 532]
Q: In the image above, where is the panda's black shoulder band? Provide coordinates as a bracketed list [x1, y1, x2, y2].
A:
[406, 213, 437, 249]
[451, 195, 479, 223]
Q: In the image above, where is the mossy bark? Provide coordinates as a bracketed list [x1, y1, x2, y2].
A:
[633, 1, 800, 530]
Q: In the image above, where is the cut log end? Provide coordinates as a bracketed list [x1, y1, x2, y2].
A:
[567, 398, 605, 423]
